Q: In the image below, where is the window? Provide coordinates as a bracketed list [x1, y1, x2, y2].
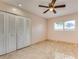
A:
[64, 20, 75, 31]
[54, 22, 63, 31]
[54, 20, 75, 31]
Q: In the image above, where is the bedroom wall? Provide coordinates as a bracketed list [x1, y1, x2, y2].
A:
[0, 1, 47, 44]
[48, 13, 78, 43]
[0, 1, 77, 44]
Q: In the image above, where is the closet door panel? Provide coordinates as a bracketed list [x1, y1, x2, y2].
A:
[16, 17, 31, 49]
[6, 13, 16, 53]
[4, 13, 9, 54]
[24, 19, 31, 46]
[16, 17, 25, 49]
[23, 19, 30, 47]
[0, 12, 5, 55]
[23, 19, 27, 47]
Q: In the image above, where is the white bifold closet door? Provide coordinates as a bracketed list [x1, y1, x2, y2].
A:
[0, 11, 31, 55]
[4, 13, 16, 53]
[16, 16, 31, 49]
[0, 12, 6, 55]
[25, 19, 31, 46]
[6, 13, 16, 53]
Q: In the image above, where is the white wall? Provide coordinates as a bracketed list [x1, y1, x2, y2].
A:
[0, 1, 77, 44]
[0, 1, 47, 44]
[48, 13, 78, 43]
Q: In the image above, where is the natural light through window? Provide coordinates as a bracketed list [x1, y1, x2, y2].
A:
[64, 20, 75, 31]
[54, 22, 63, 31]
[54, 20, 75, 31]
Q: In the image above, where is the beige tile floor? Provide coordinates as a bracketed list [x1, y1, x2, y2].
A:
[0, 40, 78, 59]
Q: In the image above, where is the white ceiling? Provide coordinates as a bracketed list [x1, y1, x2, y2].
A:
[1, 0, 78, 19]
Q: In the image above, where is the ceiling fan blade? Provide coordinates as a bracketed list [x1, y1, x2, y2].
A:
[55, 5, 66, 8]
[52, 0, 56, 5]
[52, 0, 56, 3]
[43, 9, 49, 13]
[53, 9, 56, 14]
[39, 5, 49, 8]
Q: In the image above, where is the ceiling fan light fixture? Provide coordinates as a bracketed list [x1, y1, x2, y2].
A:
[38, 0, 66, 14]
[49, 7, 53, 11]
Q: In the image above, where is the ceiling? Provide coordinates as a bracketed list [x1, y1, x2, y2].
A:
[1, 0, 78, 19]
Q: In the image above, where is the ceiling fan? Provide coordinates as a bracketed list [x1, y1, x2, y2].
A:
[38, 0, 66, 14]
